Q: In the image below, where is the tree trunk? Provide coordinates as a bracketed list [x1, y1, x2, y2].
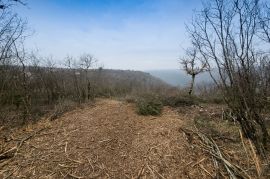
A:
[189, 74, 195, 95]
[87, 82, 91, 100]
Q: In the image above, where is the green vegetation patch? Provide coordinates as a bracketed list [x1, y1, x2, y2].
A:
[136, 93, 163, 116]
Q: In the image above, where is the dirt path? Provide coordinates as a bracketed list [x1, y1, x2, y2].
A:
[0, 99, 210, 178]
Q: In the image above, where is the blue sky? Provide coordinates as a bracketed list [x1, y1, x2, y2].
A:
[18, 0, 201, 70]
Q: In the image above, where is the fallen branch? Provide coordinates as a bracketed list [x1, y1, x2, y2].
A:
[17, 128, 45, 149]
[0, 128, 46, 161]
[66, 156, 83, 164]
[0, 147, 17, 160]
[179, 127, 251, 179]
[3, 166, 21, 179]
[239, 130, 250, 168]
[136, 164, 145, 179]
[248, 140, 261, 177]
[199, 164, 214, 178]
[192, 158, 206, 167]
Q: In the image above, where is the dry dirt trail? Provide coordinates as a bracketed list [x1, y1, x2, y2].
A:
[0, 99, 211, 178]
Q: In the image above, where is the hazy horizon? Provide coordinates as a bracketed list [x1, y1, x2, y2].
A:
[147, 69, 214, 87]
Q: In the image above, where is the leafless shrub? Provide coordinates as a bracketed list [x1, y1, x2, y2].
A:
[187, 0, 270, 156]
[196, 82, 223, 104]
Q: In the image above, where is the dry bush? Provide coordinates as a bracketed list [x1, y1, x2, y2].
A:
[49, 99, 78, 121]
[124, 95, 137, 103]
[195, 82, 224, 104]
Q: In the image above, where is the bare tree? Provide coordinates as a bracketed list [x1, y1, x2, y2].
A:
[0, 0, 28, 123]
[180, 47, 206, 95]
[187, 0, 269, 156]
[64, 55, 82, 103]
[259, 3, 270, 43]
[80, 54, 97, 100]
[0, 0, 27, 64]
[0, 0, 27, 94]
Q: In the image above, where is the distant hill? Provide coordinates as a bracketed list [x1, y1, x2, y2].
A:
[22, 66, 173, 90]
[92, 69, 172, 89]
[146, 69, 214, 87]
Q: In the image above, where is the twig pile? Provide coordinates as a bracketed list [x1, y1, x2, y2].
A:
[180, 127, 251, 179]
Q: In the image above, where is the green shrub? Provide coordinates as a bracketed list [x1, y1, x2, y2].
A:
[136, 93, 163, 116]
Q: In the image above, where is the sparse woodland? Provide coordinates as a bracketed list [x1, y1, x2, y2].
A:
[1, 0, 270, 178]
[0, 0, 173, 126]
